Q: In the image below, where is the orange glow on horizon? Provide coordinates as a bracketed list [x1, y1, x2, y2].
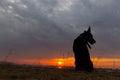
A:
[7, 57, 120, 69]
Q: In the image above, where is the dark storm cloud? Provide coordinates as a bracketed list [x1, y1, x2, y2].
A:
[0, 0, 120, 59]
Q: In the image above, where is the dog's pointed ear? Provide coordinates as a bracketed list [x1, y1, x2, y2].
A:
[87, 26, 91, 33]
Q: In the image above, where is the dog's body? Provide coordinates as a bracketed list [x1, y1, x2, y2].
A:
[73, 27, 96, 72]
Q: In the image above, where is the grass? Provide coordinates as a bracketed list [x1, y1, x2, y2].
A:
[0, 63, 120, 80]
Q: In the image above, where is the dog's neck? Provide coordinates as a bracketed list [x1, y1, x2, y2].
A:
[80, 35, 91, 49]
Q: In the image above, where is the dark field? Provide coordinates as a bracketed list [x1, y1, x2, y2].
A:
[0, 63, 120, 80]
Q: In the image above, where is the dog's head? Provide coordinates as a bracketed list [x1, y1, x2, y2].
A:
[83, 26, 96, 45]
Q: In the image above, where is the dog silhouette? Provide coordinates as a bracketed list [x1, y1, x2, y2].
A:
[73, 26, 96, 72]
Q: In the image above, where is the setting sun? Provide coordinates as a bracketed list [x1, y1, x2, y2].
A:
[58, 61, 63, 65]
[57, 59, 64, 69]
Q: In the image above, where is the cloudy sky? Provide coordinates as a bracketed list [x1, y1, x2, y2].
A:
[0, 0, 120, 61]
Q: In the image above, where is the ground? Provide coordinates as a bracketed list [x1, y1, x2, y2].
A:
[0, 63, 120, 80]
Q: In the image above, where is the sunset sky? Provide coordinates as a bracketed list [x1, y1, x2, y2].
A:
[0, 0, 120, 68]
